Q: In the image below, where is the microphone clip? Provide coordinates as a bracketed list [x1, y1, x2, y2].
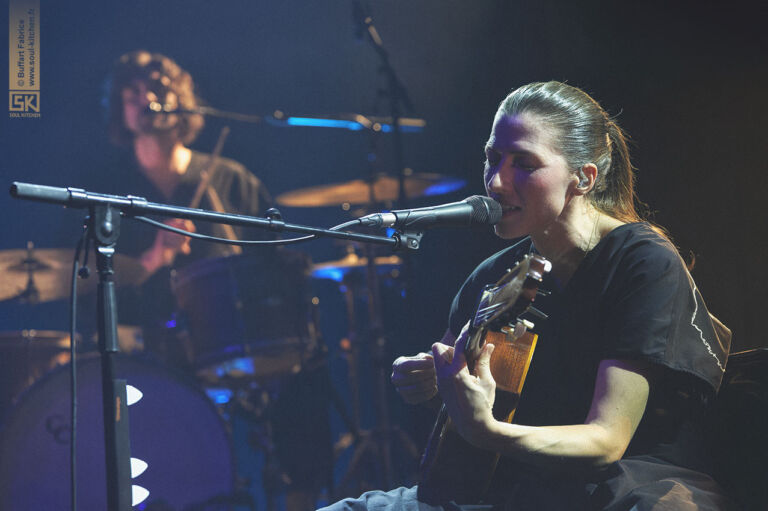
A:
[394, 229, 423, 251]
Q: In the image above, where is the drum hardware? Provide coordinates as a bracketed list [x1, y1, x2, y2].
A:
[312, 243, 420, 497]
[311, 245, 403, 282]
[275, 172, 466, 208]
[149, 99, 426, 134]
[171, 249, 341, 511]
[269, 22, 446, 486]
[239, 383, 292, 511]
[83, 325, 145, 355]
[266, 110, 426, 133]
[204, 368, 324, 511]
[0, 329, 80, 424]
[288, 5, 431, 486]
[310, 242, 405, 429]
[271, 24, 455, 492]
[0, 242, 145, 303]
[171, 249, 321, 384]
[12, 181, 405, 511]
[0, 355, 235, 510]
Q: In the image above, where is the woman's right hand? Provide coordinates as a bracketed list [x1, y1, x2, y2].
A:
[391, 329, 456, 404]
[391, 352, 438, 404]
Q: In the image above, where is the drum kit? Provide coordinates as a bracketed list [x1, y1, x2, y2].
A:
[0, 173, 464, 510]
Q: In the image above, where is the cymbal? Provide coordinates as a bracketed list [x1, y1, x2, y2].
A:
[0, 330, 80, 402]
[311, 252, 402, 281]
[275, 172, 466, 207]
[0, 329, 79, 350]
[0, 247, 146, 303]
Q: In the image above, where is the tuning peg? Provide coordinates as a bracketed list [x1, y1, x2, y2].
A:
[526, 306, 548, 320]
[511, 319, 536, 338]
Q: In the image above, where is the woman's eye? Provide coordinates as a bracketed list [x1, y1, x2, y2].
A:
[484, 148, 501, 166]
[514, 161, 535, 171]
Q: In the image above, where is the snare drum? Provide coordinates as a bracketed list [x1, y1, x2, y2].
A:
[0, 355, 233, 511]
[172, 250, 318, 382]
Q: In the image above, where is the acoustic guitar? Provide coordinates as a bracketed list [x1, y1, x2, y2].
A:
[418, 253, 551, 504]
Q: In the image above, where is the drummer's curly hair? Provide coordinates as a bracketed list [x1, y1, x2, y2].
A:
[106, 50, 204, 146]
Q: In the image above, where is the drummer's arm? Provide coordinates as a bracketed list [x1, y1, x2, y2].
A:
[140, 244, 168, 275]
[140, 218, 196, 274]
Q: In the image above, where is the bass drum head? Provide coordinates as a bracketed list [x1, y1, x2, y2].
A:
[0, 355, 233, 511]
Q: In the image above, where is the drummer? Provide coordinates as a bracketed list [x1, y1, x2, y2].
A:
[104, 50, 272, 270]
[97, 50, 332, 511]
[87, 49, 273, 363]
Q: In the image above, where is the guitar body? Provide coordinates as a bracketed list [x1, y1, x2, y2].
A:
[417, 254, 550, 504]
[417, 329, 538, 504]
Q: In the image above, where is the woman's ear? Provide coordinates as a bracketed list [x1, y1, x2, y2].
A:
[574, 163, 598, 195]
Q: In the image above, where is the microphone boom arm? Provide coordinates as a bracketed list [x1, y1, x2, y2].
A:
[10, 182, 411, 250]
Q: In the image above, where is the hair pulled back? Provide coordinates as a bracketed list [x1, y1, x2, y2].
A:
[106, 50, 204, 147]
[499, 81, 642, 225]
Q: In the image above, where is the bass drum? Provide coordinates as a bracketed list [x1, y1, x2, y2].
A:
[0, 355, 233, 511]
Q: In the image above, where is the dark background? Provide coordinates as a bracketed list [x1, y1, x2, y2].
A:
[3, 0, 765, 347]
[1, 0, 766, 503]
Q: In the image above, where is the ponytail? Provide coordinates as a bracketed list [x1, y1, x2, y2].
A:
[499, 81, 667, 237]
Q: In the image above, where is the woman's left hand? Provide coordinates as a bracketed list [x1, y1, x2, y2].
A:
[432, 324, 497, 448]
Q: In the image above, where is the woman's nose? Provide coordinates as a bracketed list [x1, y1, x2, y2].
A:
[486, 166, 503, 192]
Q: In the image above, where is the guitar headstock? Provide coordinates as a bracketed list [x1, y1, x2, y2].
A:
[473, 253, 551, 332]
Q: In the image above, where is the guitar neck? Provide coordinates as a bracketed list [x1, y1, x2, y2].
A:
[417, 253, 550, 505]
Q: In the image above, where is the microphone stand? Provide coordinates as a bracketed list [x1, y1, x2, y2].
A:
[10, 182, 414, 248]
[9, 181, 416, 511]
[340, 2, 422, 493]
[353, 0, 415, 210]
[92, 204, 132, 510]
[147, 102, 425, 133]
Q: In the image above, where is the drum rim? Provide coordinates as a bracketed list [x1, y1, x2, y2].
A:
[172, 249, 311, 287]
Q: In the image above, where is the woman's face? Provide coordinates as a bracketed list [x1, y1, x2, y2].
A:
[484, 111, 576, 239]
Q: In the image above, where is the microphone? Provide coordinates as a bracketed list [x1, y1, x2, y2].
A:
[146, 102, 263, 123]
[359, 195, 502, 230]
[146, 101, 201, 115]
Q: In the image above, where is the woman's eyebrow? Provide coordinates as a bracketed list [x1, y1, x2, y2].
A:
[484, 144, 533, 157]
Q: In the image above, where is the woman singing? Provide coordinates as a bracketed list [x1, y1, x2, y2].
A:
[323, 81, 735, 510]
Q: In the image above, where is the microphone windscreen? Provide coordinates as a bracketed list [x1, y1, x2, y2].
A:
[466, 195, 502, 225]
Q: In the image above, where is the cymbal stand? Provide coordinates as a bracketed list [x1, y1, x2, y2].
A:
[353, 0, 415, 211]
[237, 384, 285, 511]
[339, 262, 363, 439]
[334, 2, 422, 494]
[333, 244, 420, 496]
[16, 241, 43, 304]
